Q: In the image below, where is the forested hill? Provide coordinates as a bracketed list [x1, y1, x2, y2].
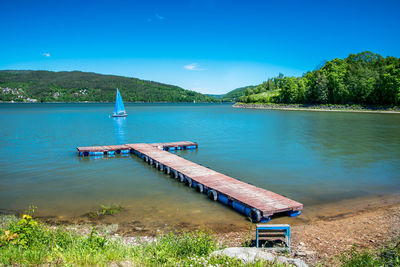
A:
[221, 85, 256, 102]
[0, 70, 217, 102]
[207, 86, 256, 102]
[240, 51, 400, 106]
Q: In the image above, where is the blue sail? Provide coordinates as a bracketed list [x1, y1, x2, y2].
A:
[114, 88, 126, 115]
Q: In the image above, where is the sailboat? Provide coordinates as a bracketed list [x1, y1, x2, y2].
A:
[112, 88, 128, 117]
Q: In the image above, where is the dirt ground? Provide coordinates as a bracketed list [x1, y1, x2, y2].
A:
[219, 194, 400, 265]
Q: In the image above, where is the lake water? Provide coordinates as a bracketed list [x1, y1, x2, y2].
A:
[1, 103, 400, 232]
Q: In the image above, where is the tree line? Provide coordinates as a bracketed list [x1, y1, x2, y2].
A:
[240, 51, 400, 106]
[0, 70, 217, 103]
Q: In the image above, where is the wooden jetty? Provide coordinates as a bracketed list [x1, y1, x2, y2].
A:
[77, 141, 303, 222]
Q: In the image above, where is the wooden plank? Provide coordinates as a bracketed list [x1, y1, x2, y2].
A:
[77, 145, 130, 152]
[106, 145, 130, 150]
[149, 141, 197, 148]
[77, 146, 108, 152]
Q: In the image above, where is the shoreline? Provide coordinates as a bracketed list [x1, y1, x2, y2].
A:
[2, 193, 399, 265]
[233, 103, 400, 114]
[4, 194, 399, 232]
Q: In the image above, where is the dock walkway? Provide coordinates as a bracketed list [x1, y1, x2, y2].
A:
[77, 141, 303, 222]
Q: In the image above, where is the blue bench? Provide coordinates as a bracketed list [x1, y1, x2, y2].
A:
[256, 224, 291, 252]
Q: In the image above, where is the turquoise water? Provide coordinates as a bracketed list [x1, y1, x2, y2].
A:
[0, 103, 399, 230]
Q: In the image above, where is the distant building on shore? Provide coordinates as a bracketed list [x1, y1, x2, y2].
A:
[25, 98, 38, 103]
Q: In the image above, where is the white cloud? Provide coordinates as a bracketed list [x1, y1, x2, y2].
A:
[42, 52, 51, 57]
[148, 14, 164, 22]
[184, 63, 206, 71]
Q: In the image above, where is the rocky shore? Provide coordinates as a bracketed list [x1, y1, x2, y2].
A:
[233, 103, 400, 113]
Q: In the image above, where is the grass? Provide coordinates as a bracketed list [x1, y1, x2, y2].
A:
[0, 214, 286, 266]
[340, 240, 400, 266]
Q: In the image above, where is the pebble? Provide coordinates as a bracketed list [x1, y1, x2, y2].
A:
[296, 250, 316, 257]
[295, 251, 307, 257]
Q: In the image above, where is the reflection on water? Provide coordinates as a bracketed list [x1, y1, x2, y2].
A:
[0, 103, 399, 231]
[113, 117, 127, 144]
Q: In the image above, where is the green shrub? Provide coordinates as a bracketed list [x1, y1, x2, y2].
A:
[0, 215, 45, 248]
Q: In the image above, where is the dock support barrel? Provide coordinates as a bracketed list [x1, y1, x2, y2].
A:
[185, 177, 192, 187]
[218, 194, 230, 205]
[89, 151, 103, 156]
[196, 184, 204, 193]
[178, 173, 185, 182]
[208, 189, 218, 201]
[288, 210, 302, 217]
[232, 201, 251, 218]
[158, 164, 164, 171]
[250, 208, 262, 223]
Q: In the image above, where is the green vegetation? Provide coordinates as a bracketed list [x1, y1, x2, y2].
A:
[87, 204, 123, 219]
[137, 231, 217, 265]
[340, 241, 400, 266]
[206, 93, 224, 99]
[219, 85, 256, 102]
[240, 51, 400, 106]
[242, 90, 280, 103]
[4, 213, 398, 266]
[206, 86, 257, 102]
[0, 70, 218, 103]
[0, 214, 283, 266]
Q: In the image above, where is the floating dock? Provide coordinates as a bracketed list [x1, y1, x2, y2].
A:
[77, 141, 303, 222]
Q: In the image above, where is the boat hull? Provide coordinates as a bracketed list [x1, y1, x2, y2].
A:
[112, 114, 128, 117]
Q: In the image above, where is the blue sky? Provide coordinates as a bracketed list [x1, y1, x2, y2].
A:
[1, 0, 400, 94]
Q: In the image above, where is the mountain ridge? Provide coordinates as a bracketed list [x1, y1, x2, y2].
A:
[0, 70, 218, 103]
